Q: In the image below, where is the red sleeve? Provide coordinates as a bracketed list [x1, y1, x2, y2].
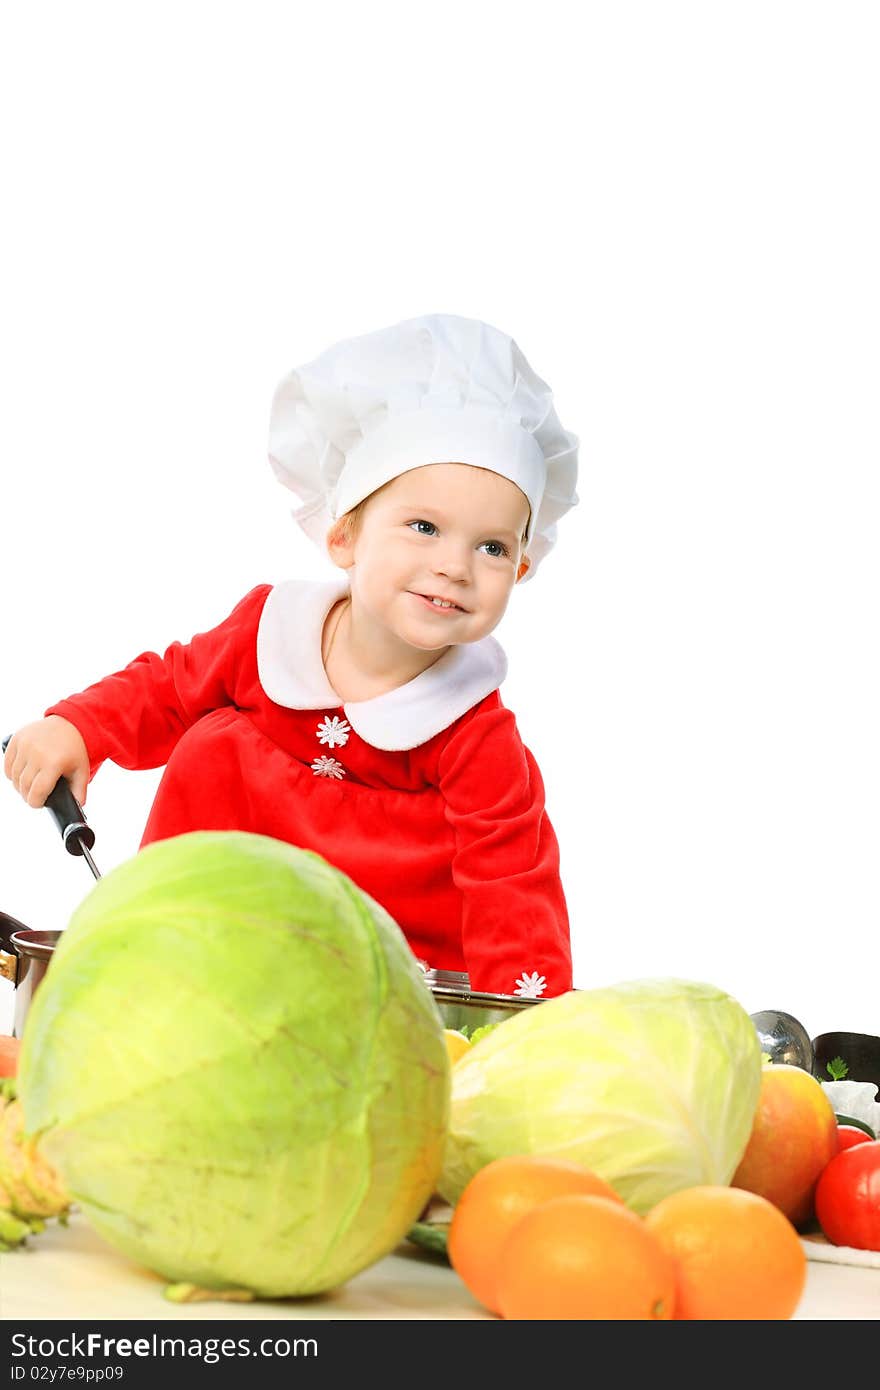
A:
[436, 697, 573, 999]
[44, 586, 271, 778]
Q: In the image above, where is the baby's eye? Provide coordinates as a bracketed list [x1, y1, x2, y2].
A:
[409, 520, 437, 536]
[479, 540, 510, 558]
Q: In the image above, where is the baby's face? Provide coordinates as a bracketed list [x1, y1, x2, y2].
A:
[337, 463, 531, 650]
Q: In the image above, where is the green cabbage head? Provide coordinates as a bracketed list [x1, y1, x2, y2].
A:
[439, 978, 761, 1212]
[19, 831, 449, 1297]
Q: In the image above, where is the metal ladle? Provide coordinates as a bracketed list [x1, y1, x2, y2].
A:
[749, 1009, 814, 1071]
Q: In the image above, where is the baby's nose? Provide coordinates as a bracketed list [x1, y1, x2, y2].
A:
[432, 545, 471, 581]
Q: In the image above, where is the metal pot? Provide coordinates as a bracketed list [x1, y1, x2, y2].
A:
[420, 966, 542, 1031]
[0, 928, 540, 1043]
[2, 774, 545, 1040]
[0, 914, 63, 1039]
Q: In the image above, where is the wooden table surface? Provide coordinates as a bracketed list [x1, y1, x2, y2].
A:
[2, 1213, 878, 1322]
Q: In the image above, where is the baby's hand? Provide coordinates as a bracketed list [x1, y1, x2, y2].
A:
[3, 716, 90, 808]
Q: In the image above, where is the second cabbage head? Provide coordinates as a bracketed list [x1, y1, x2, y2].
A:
[439, 977, 762, 1212]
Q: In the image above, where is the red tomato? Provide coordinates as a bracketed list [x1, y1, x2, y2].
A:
[837, 1126, 875, 1152]
[0, 1033, 21, 1078]
[815, 1141, 880, 1250]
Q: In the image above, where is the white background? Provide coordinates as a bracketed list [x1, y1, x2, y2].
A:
[1, 2, 877, 1040]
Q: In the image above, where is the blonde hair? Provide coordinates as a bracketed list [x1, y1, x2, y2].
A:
[326, 498, 369, 552]
[326, 468, 531, 554]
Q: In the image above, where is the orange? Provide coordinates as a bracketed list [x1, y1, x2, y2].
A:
[496, 1194, 677, 1320]
[644, 1185, 807, 1320]
[447, 1155, 624, 1314]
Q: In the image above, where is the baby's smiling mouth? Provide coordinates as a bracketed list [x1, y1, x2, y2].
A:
[411, 591, 469, 613]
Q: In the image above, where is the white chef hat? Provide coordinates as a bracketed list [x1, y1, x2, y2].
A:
[267, 312, 579, 578]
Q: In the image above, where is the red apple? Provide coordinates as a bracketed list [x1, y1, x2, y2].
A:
[731, 1063, 838, 1228]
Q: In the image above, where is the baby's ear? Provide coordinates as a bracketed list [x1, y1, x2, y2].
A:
[516, 555, 531, 582]
[326, 517, 356, 570]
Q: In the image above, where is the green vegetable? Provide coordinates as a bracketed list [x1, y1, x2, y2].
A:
[18, 831, 449, 1298]
[438, 978, 763, 1214]
[405, 1219, 451, 1259]
[826, 1056, 849, 1081]
[443, 1022, 500, 1046]
[469, 1023, 502, 1046]
[835, 1113, 876, 1139]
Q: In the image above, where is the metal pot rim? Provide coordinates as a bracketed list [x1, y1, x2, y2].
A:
[8, 929, 62, 961]
[3, 937, 544, 1004]
[421, 965, 541, 1009]
[427, 983, 540, 1009]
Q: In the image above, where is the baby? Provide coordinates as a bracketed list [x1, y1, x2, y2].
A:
[4, 313, 579, 999]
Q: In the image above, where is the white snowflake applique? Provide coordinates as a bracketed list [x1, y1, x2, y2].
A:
[316, 715, 351, 749]
[513, 971, 547, 999]
[311, 755, 346, 780]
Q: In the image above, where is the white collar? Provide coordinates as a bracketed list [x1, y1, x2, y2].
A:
[256, 578, 508, 751]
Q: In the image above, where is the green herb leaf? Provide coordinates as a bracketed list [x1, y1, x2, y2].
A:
[469, 1023, 502, 1046]
[826, 1056, 849, 1081]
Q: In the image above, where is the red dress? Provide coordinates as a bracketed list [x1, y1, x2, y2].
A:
[46, 579, 572, 999]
